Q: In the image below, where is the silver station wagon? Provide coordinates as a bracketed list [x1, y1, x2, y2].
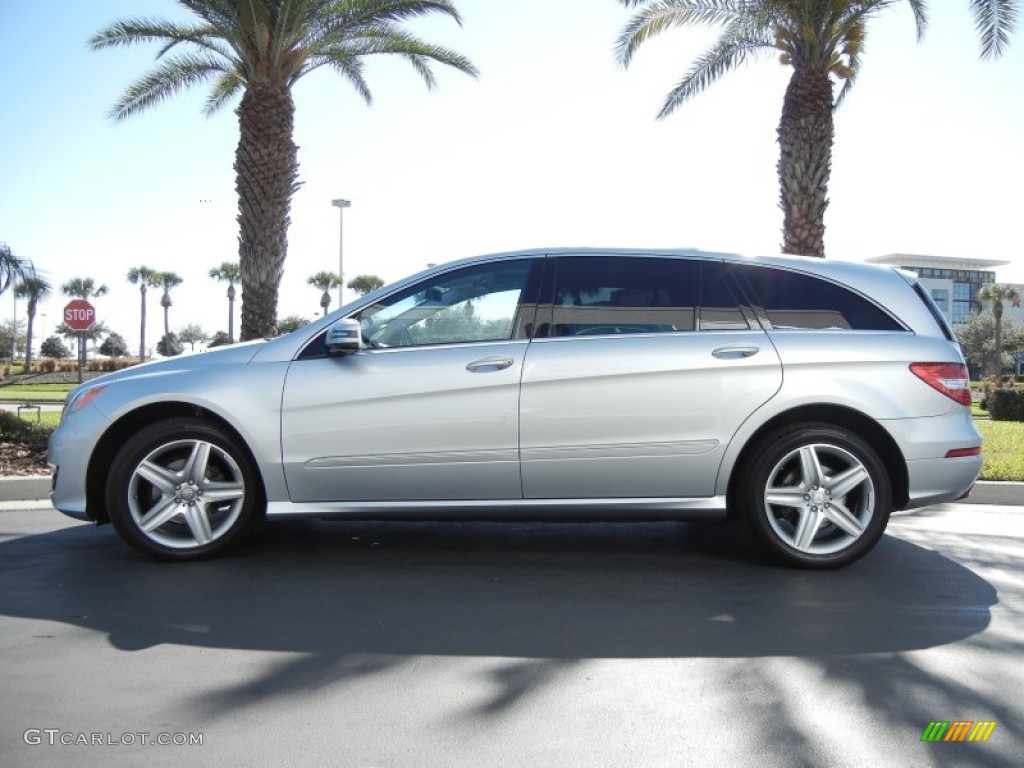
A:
[49, 248, 981, 567]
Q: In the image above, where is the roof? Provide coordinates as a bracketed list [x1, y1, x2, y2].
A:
[866, 253, 1009, 270]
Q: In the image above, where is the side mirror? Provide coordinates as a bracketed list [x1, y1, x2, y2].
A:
[325, 318, 362, 356]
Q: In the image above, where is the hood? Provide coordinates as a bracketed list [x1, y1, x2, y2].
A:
[67, 340, 267, 393]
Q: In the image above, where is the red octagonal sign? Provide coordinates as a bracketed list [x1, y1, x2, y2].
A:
[64, 299, 96, 332]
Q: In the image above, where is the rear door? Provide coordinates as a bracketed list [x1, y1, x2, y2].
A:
[519, 256, 782, 499]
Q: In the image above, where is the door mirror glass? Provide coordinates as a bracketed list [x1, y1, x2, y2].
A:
[325, 318, 362, 356]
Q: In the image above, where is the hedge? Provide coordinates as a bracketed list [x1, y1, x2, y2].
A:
[989, 388, 1024, 422]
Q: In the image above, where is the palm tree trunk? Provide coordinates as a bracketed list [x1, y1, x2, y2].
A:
[139, 286, 147, 360]
[235, 83, 300, 340]
[777, 68, 833, 258]
[227, 284, 236, 343]
[24, 304, 36, 372]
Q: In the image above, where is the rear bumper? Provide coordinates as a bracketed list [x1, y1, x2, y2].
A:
[880, 408, 982, 511]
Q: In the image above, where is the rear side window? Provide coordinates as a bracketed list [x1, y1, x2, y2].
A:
[736, 265, 904, 331]
[912, 281, 956, 341]
[546, 256, 697, 337]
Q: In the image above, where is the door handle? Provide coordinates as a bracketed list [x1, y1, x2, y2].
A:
[711, 345, 759, 359]
[466, 357, 514, 372]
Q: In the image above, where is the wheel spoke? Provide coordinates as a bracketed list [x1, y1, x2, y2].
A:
[139, 498, 182, 533]
[793, 507, 823, 550]
[822, 501, 866, 538]
[798, 446, 824, 488]
[825, 465, 869, 500]
[183, 504, 213, 545]
[135, 460, 179, 494]
[765, 488, 806, 508]
[183, 442, 212, 485]
[201, 481, 245, 503]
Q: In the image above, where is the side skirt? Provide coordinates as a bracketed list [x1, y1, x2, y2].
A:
[265, 496, 728, 522]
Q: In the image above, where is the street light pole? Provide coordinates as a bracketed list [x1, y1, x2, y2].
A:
[331, 198, 351, 307]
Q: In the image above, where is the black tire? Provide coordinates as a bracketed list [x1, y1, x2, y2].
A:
[735, 423, 892, 569]
[106, 417, 262, 561]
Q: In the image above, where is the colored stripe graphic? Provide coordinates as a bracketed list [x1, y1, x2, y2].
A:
[921, 721, 997, 742]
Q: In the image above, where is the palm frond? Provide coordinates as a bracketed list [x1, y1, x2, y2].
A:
[657, 31, 772, 119]
[970, 0, 1019, 58]
[203, 71, 246, 115]
[110, 55, 227, 120]
[303, 52, 373, 102]
[89, 17, 201, 50]
[616, 1, 747, 67]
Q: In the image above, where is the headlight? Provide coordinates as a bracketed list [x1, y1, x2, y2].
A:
[62, 385, 107, 422]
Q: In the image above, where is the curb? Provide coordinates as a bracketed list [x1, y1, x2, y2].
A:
[0, 476, 1019, 506]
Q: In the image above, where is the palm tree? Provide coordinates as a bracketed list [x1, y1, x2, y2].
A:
[14, 275, 52, 372]
[62, 278, 109, 367]
[157, 272, 184, 337]
[62, 277, 109, 301]
[91, 1, 478, 341]
[209, 261, 241, 342]
[127, 266, 161, 360]
[977, 283, 1023, 377]
[348, 274, 385, 296]
[616, 1, 1018, 258]
[308, 270, 343, 315]
[0, 243, 32, 294]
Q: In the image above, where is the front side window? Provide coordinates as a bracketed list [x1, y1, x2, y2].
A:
[358, 260, 533, 347]
[736, 265, 904, 331]
[544, 256, 697, 337]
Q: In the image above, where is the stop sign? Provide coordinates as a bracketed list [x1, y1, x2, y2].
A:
[64, 299, 96, 332]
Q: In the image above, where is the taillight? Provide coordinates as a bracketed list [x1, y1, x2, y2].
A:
[909, 363, 972, 406]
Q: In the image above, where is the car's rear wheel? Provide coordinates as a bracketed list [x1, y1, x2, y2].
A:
[736, 423, 892, 569]
[106, 418, 262, 560]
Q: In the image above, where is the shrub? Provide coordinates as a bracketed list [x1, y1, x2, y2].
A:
[0, 411, 55, 447]
[989, 388, 1024, 422]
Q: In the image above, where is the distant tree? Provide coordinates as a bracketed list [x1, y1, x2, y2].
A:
[127, 265, 161, 360]
[0, 243, 32, 294]
[157, 272, 184, 336]
[208, 262, 241, 342]
[956, 314, 1024, 377]
[178, 323, 209, 351]
[157, 332, 183, 357]
[348, 274, 385, 296]
[15, 275, 52, 371]
[208, 330, 232, 348]
[275, 315, 310, 335]
[0, 319, 27, 361]
[99, 332, 130, 358]
[977, 283, 1023, 378]
[41, 335, 71, 359]
[308, 271, 342, 316]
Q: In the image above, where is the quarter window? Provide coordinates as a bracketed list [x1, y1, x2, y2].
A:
[736, 266, 903, 331]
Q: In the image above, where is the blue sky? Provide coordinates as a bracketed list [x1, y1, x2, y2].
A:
[1, 1, 1021, 353]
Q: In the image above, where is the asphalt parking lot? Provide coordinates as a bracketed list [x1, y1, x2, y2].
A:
[0, 490, 1021, 767]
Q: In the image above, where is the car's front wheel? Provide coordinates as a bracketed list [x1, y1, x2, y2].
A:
[106, 418, 262, 560]
[736, 423, 892, 569]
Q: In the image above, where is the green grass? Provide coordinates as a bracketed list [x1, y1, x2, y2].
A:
[976, 420, 1024, 481]
[0, 384, 74, 402]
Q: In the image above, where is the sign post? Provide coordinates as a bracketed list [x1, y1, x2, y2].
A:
[63, 300, 96, 384]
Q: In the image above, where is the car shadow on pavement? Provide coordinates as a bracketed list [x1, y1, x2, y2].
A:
[0, 518, 995, 663]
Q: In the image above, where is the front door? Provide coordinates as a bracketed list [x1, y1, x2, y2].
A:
[281, 258, 537, 502]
